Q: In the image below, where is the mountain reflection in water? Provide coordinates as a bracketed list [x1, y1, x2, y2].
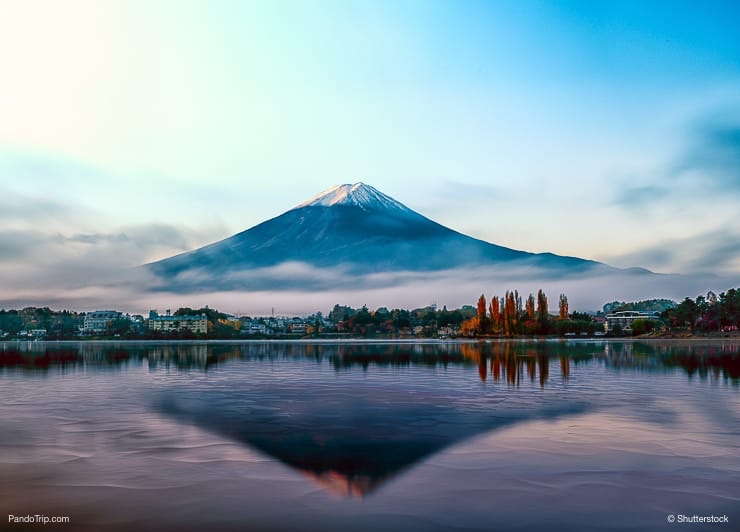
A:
[1, 340, 737, 499]
[2, 339, 737, 381]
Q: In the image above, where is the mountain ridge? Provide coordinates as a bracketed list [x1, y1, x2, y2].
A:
[147, 182, 623, 290]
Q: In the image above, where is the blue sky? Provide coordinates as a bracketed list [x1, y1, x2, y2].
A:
[0, 0, 738, 309]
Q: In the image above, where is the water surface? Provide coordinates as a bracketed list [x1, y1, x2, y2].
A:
[1, 340, 738, 531]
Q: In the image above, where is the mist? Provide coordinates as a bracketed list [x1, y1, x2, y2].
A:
[0, 257, 731, 316]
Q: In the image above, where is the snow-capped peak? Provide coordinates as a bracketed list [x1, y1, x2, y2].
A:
[295, 182, 414, 213]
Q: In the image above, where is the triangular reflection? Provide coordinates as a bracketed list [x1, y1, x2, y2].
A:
[154, 342, 600, 497]
[3, 340, 736, 496]
[151, 341, 737, 496]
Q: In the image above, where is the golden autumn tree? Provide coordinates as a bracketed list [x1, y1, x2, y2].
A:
[489, 295, 501, 334]
[502, 291, 510, 336]
[461, 317, 479, 336]
[503, 290, 517, 336]
[525, 293, 535, 319]
[477, 294, 488, 333]
[515, 290, 523, 317]
[537, 289, 548, 327]
[559, 293, 569, 320]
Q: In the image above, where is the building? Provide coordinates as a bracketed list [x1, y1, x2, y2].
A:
[241, 320, 271, 335]
[591, 316, 607, 327]
[83, 310, 123, 333]
[437, 326, 461, 337]
[148, 310, 208, 335]
[19, 329, 47, 339]
[129, 315, 145, 334]
[289, 319, 308, 334]
[604, 311, 660, 332]
[266, 317, 287, 332]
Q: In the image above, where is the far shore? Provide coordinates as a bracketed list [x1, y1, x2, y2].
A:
[1, 334, 738, 345]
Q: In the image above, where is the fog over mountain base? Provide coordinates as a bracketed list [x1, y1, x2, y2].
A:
[0, 260, 727, 315]
[138, 267, 733, 315]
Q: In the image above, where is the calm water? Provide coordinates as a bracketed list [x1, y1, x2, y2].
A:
[1, 340, 738, 531]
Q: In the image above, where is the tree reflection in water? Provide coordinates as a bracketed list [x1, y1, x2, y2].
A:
[1, 340, 737, 382]
[1, 340, 737, 497]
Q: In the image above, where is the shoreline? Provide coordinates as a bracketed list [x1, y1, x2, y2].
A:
[2, 335, 738, 346]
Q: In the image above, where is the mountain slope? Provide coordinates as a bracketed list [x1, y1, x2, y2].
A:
[148, 183, 608, 289]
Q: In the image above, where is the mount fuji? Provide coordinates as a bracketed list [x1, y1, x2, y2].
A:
[147, 182, 624, 291]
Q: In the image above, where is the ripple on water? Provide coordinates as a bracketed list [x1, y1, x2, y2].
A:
[0, 340, 738, 531]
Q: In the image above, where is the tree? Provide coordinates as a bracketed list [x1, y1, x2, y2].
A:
[525, 294, 535, 319]
[391, 309, 410, 329]
[559, 294, 568, 320]
[49, 311, 80, 339]
[477, 294, 488, 333]
[515, 290, 523, 318]
[329, 304, 357, 324]
[490, 295, 501, 333]
[0, 310, 24, 336]
[503, 291, 516, 336]
[437, 306, 452, 327]
[537, 289, 548, 326]
[603, 299, 676, 314]
[355, 305, 373, 324]
[107, 317, 132, 336]
[697, 290, 720, 331]
[672, 297, 698, 328]
[718, 288, 739, 328]
[421, 309, 437, 326]
[631, 319, 656, 336]
[461, 317, 479, 336]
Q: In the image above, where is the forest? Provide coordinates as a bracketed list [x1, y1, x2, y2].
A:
[0, 287, 737, 339]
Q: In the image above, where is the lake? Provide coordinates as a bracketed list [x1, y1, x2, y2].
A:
[1, 340, 738, 531]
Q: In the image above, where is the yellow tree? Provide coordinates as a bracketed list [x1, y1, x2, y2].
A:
[537, 289, 548, 327]
[477, 294, 488, 333]
[559, 293, 569, 320]
[490, 295, 501, 333]
[499, 296, 504, 330]
[515, 290, 523, 317]
[504, 291, 517, 336]
[502, 291, 510, 336]
[525, 294, 535, 319]
[461, 317, 479, 336]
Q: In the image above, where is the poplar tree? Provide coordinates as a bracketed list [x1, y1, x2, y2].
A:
[515, 290, 523, 318]
[504, 291, 517, 336]
[526, 294, 536, 319]
[489, 296, 501, 333]
[537, 289, 549, 327]
[559, 294, 569, 320]
[477, 294, 488, 333]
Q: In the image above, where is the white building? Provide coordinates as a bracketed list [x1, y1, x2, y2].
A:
[241, 321, 271, 335]
[83, 310, 123, 333]
[148, 310, 208, 335]
[604, 310, 660, 332]
[290, 322, 308, 334]
[19, 329, 47, 339]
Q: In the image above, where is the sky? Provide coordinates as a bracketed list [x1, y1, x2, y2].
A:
[0, 0, 738, 313]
